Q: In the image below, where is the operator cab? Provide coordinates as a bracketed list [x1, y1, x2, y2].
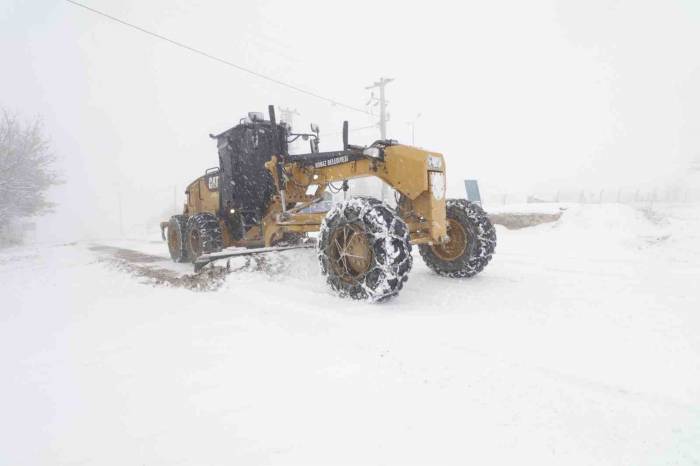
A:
[208, 108, 396, 239]
[208, 111, 320, 239]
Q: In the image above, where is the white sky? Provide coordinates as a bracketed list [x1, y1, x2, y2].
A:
[1, 0, 699, 240]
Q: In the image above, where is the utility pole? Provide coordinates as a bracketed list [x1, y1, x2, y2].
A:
[279, 107, 300, 130]
[365, 77, 393, 140]
[366, 77, 394, 200]
[406, 112, 422, 146]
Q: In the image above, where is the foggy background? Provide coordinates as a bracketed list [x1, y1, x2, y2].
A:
[1, 0, 698, 242]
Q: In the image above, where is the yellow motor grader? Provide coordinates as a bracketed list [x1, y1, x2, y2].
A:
[161, 106, 496, 301]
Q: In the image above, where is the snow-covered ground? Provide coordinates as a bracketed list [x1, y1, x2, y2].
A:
[2, 203, 699, 465]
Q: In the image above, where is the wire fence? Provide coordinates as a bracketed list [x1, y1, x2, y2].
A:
[481, 187, 700, 207]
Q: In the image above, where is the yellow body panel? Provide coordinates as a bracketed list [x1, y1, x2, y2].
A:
[381, 145, 431, 200]
[184, 175, 219, 216]
[184, 144, 449, 247]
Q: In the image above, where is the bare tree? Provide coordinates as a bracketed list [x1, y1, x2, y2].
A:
[0, 110, 61, 245]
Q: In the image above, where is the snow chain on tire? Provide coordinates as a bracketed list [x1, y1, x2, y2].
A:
[167, 215, 190, 263]
[186, 212, 224, 260]
[318, 197, 412, 302]
[419, 199, 496, 278]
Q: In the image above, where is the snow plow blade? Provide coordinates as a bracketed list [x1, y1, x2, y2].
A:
[193, 243, 315, 272]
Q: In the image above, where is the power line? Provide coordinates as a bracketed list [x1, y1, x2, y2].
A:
[320, 124, 377, 138]
[64, 0, 372, 116]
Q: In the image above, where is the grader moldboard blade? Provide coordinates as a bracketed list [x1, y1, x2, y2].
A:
[193, 242, 316, 272]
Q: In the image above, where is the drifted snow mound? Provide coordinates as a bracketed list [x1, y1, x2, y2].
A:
[550, 204, 671, 247]
[219, 248, 320, 280]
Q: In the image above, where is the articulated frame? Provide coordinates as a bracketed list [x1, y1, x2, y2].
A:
[179, 145, 448, 249]
[257, 144, 448, 247]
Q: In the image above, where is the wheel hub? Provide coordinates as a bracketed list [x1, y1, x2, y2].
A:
[432, 218, 468, 261]
[329, 224, 372, 282]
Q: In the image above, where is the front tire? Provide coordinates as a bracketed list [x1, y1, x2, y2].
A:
[419, 199, 496, 278]
[318, 198, 412, 302]
[185, 213, 224, 261]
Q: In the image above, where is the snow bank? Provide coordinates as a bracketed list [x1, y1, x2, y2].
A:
[554, 204, 665, 234]
[486, 202, 566, 215]
[530, 204, 672, 252]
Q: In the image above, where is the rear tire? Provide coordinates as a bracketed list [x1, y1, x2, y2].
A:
[186, 213, 224, 261]
[318, 198, 412, 302]
[167, 215, 190, 263]
[419, 199, 496, 278]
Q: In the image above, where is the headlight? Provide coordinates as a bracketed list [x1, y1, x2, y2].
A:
[363, 147, 382, 158]
[429, 172, 445, 200]
[428, 155, 442, 170]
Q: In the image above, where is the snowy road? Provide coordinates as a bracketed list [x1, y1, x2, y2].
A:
[2, 204, 699, 465]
